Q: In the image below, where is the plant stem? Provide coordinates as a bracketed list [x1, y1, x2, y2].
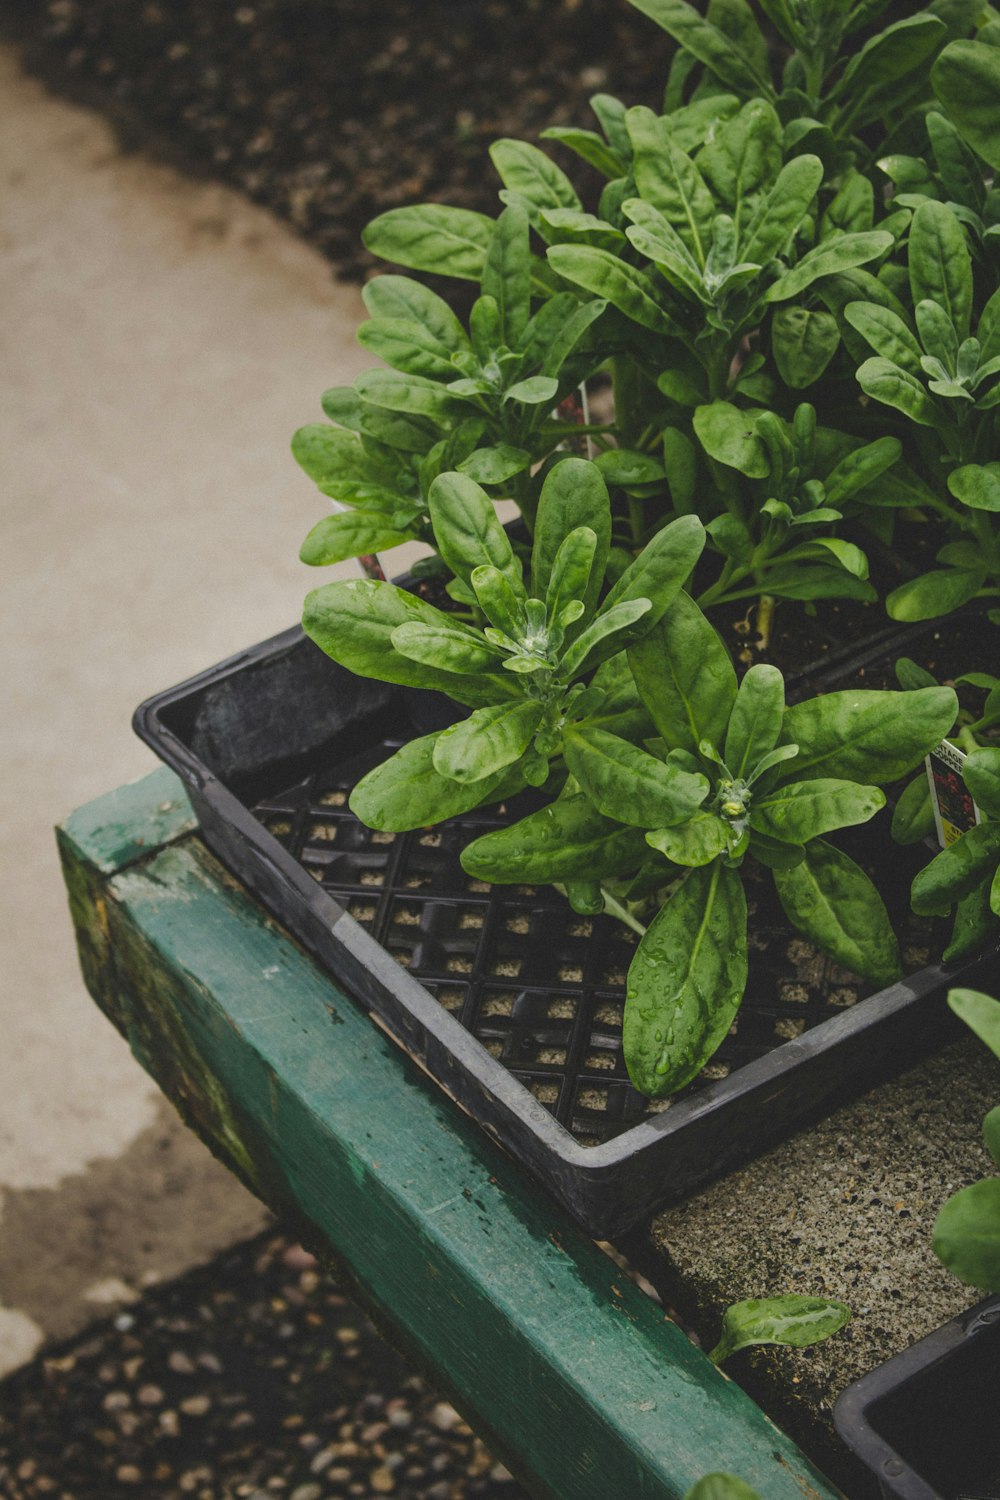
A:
[600, 890, 648, 938]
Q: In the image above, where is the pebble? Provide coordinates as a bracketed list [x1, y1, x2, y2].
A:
[289, 1486, 322, 1500]
[168, 1350, 196, 1375]
[137, 1383, 164, 1405]
[428, 1401, 459, 1431]
[115, 1465, 143, 1483]
[101, 1391, 130, 1412]
[180, 1395, 212, 1417]
[370, 1466, 396, 1493]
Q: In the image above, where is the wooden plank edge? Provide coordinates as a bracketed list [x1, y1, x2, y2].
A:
[79, 830, 842, 1500]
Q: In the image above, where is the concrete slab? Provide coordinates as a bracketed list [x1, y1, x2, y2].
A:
[0, 44, 371, 1368]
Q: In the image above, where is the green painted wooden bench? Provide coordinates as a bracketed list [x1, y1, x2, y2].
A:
[58, 767, 842, 1500]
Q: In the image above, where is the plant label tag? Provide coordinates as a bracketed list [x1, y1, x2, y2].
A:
[926, 742, 982, 849]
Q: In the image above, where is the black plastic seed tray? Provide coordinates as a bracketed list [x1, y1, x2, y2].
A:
[134, 615, 1000, 1237]
[834, 1297, 1000, 1500]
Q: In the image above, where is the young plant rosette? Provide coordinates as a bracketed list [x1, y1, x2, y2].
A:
[304, 458, 957, 1099]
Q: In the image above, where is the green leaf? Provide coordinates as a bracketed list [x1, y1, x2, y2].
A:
[697, 97, 782, 206]
[856, 357, 940, 427]
[740, 155, 823, 266]
[427, 472, 522, 592]
[909, 198, 973, 340]
[299, 512, 414, 566]
[933, 1179, 1000, 1291]
[303, 579, 512, 708]
[774, 839, 902, 985]
[625, 0, 772, 96]
[764, 232, 893, 303]
[823, 436, 902, 506]
[470, 566, 526, 639]
[504, 376, 558, 406]
[626, 106, 716, 265]
[780, 687, 958, 786]
[624, 200, 709, 303]
[482, 202, 532, 348]
[489, 138, 581, 213]
[432, 700, 545, 784]
[349, 732, 521, 832]
[593, 449, 666, 490]
[693, 402, 768, 478]
[539, 208, 626, 252]
[599, 515, 707, 628]
[457, 444, 532, 486]
[891, 773, 935, 845]
[565, 725, 709, 828]
[531, 457, 611, 619]
[547, 245, 676, 335]
[751, 779, 885, 844]
[821, 170, 874, 237]
[838, 13, 946, 102]
[944, 881, 1000, 963]
[949, 465, 1000, 513]
[559, 598, 653, 679]
[725, 664, 784, 778]
[292, 424, 396, 489]
[460, 792, 648, 882]
[361, 274, 469, 352]
[362, 204, 494, 281]
[771, 307, 840, 388]
[358, 318, 463, 383]
[886, 567, 985, 621]
[708, 1296, 851, 1366]
[623, 861, 748, 1097]
[646, 813, 729, 867]
[985, 1106, 1000, 1170]
[390, 621, 500, 676]
[966, 749, 1000, 819]
[949, 987, 1000, 1063]
[843, 302, 923, 375]
[544, 527, 598, 628]
[355, 370, 459, 423]
[540, 126, 625, 179]
[628, 591, 737, 755]
[684, 1477, 763, 1500]
[912, 822, 1000, 914]
[803, 537, 869, 579]
[932, 38, 1000, 171]
[759, 565, 876, 604]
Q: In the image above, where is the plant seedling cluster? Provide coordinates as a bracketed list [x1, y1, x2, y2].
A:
[296, 0, 999, 1098]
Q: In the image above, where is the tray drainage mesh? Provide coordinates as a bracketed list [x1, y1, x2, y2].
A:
[253, 736, 938, 1147]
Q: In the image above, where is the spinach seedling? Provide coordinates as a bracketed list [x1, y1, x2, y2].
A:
[465, 594, 957, 1093]
[911, 747, 1000, 962]
[932, 987, 1000, 1291]
[303, 458, 705, 832]
[842, 198, 1000, 621]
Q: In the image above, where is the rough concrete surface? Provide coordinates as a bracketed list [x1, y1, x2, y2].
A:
[1, 44, 370, 1371]
[651, 1031, 1000, 1492]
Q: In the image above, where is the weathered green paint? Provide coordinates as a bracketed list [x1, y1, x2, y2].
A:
[61, 771, 842, 1500]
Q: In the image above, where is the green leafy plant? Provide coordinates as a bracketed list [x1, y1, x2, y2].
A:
[708, 1294, 851, 1366]
[932, 987, 1000, 1291]
[911, 747, 1000, 961]
[293, 0, 996, 1107]
[304, 458, 705, 830]
[464, 596, 956, 1093]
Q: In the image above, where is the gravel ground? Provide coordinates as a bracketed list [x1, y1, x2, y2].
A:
[0, 1231, 528, 1500]
[0, 0, 674, 282]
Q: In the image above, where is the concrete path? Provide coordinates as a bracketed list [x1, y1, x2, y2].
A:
[1, 45, 370, 1372]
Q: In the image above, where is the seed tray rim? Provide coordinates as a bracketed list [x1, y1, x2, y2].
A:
[133, 619, 1000, 1235]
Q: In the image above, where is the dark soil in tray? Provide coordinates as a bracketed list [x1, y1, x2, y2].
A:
[0, 0, 675, 283]
[253, 732, 944, 1149]
[0, 1230, 527, 1500]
